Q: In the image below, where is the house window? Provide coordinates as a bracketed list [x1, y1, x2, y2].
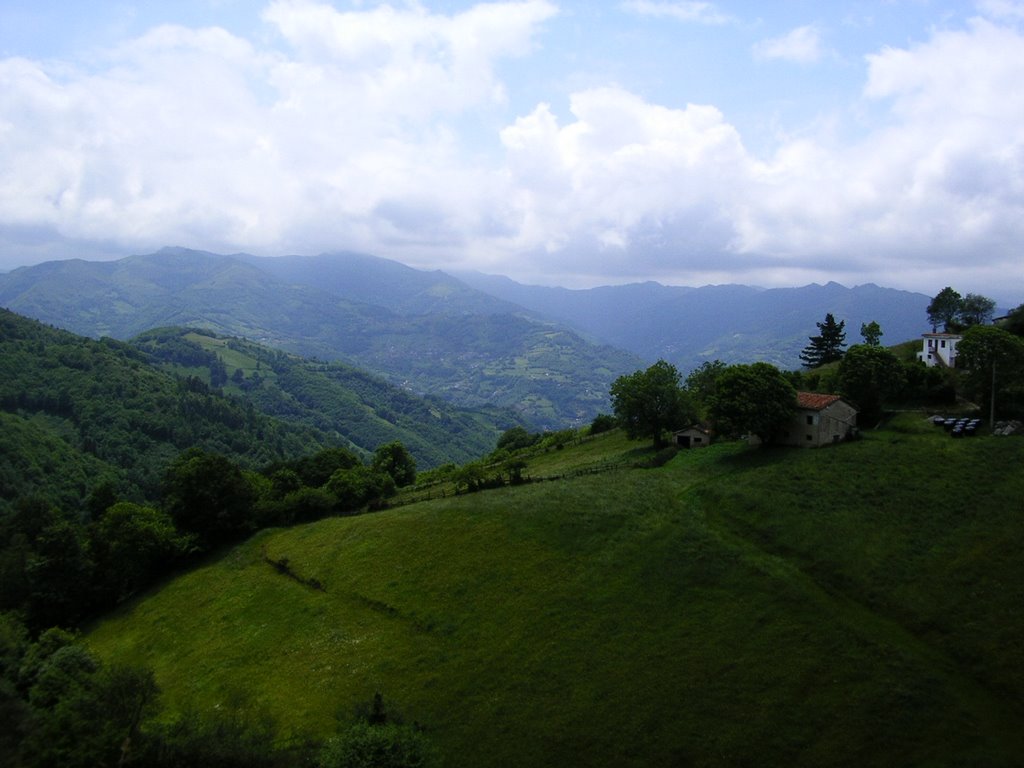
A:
[806, 434, 813, 441]
[941, 340, 946, 348]
[806, 415, 814, 425]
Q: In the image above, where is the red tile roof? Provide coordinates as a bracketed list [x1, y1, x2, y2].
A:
[796, 392, 843, 411]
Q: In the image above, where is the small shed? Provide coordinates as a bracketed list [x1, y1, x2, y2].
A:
[776, 392, 858, 448]
[674, 425, 711, 449]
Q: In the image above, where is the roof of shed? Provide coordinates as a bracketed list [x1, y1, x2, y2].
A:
[796, 392, 844, 411]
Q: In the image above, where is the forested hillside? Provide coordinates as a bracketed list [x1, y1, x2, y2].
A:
[0, 248, 641, 427]
[132, 327, 520, 468]
[0, 308, 329, 511]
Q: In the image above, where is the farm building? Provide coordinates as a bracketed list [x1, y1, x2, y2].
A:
[776, 392, 858, 448]
[918, 332, 962, 368]
[673, 425, 711, 449]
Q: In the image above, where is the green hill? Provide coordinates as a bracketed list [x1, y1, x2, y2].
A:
[87, 416, 1024, 767]
[0, 248, 642, 427]
[0, 308, 330, 510]
[131, 327, 521, 468]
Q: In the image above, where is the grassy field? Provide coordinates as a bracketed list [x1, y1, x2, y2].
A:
[87, 414, 1024, 767]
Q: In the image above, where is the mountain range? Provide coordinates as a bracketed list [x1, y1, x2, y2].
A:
[0, 247, 934, 427]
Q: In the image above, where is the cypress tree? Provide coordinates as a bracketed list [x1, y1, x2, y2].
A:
[799, 313, 847, 368]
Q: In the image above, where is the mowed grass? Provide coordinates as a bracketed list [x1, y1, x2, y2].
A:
[87, 415, 1024, 767]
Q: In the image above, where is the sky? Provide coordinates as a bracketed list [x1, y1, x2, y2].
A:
[1, 1, 1023, 301]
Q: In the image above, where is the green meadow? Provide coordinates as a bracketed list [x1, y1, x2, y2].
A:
[87, 414, 1024, 767]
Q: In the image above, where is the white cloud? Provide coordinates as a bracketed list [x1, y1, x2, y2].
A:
[1, 4, 1023, 298]
[975, 0, 1024, 21]
[733, 17, 1024, 290]
[0, 1, 557, 260]
[752, 25, 824, 64]
[619, 1, 733, 25]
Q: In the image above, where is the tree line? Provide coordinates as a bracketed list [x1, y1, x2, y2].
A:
[608, 287, 1024, 447]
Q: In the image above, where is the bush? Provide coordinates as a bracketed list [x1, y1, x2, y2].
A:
[318, 723, 433, 768]
[588, 413, 617, 435]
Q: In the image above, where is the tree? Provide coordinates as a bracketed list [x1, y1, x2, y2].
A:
[609, 360, 694, 448]
[91, 502, 191, 604]
[859, 321, 883, 346]
[1004, 303, 1024, 337]
[956, 325, 1024, 422]
[372, 442, 417, 487]
[318, 722, 434, 768]
[837, 345, 906, 425]
[588, 413, 617, 435]
[683, 359, 726, 415]
[959, 293, 996, 327]
[708, 363, 797, 444]
[325, 467, 395, 513]
[495, 426, 539, 452]
[799, 313, 847, 368]
[927, 287, 962, 331]
[162, 448, 255, 549]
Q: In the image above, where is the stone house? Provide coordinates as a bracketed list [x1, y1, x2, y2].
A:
[776, 392, 858, 448]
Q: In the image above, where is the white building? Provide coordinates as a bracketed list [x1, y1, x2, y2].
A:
[918, 333, 962, 368]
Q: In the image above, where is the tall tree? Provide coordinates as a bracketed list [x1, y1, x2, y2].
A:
[837, 345, 905, 425]
[371, 442, 417, 487]
[162, 449, 255, 549]
[956, 325, 1024, 422]
[1004, 303, 1024, 337]
[709, 363, 797, 444]
[859, 321, 883, 346]
[610, 360, 694, 448]
[683, 359, 727, 416]
[927, 287, 963, 331]
[959, 293, 996, 327]
[799, 313, 847, 368]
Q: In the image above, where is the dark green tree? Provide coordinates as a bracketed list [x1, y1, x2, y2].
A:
[318, 722, 434, 768]
[289, 447, 362, 488]
[495, 426, 539, 452]
[371, 442, 417, 487]
[927, 287, 963, 331]
[859, 321, 883, 346]
[325, 467, 396, 513]
[683, 359, 727, 415]
[709, 363, 797, 444]
[610, 360, 694, 448]
[959, 293, 996, 327]
[1004, 303, 1024, 337]
[162, 449, 255, 548]
[837, 345, 906, 425]
[91, 502, 192, 604]
[799, 313, 847, 368]
[957, 325, 1024, 421]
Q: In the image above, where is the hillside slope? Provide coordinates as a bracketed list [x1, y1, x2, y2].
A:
[0, 308, 329, 510]
[87, 418, 1024, 768]
[131, 327, 519, 468]
[0, 248, 640, 427]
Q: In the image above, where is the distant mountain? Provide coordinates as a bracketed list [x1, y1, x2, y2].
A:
[238, 251, 526, 317]
[0, 248, 641, 428]
[456, 272, 931, 371]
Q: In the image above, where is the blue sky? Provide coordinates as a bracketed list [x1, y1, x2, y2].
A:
[1, 1, 1023, 301]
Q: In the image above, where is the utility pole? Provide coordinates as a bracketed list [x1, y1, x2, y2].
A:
[990, 360, 997, 427]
